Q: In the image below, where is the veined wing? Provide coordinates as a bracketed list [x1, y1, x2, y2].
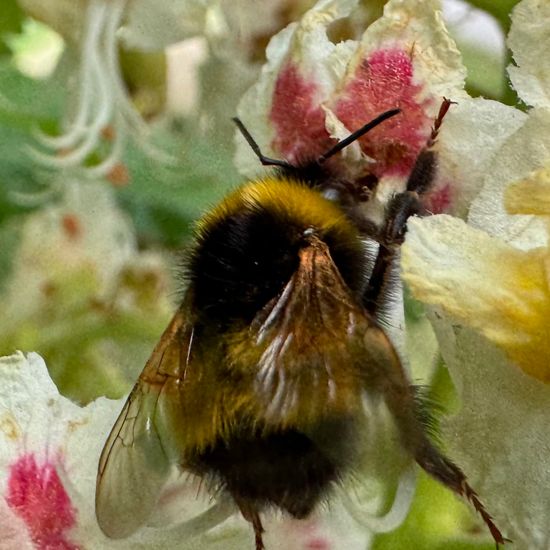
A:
[95, 308, 193, 539]
[242, 235, 374, 424]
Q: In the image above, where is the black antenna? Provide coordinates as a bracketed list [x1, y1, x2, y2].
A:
[232, 117, 294, 170]
[317, 108, 400, 164]
[233, 108, 400, 169]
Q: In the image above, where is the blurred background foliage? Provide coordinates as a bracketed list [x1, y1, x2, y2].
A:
[0, 0, 518, 548]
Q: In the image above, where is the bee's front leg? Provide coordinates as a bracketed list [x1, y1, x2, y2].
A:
[363, 98, 453, 315]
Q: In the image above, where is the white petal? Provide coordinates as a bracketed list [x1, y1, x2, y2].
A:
[402, 215, 550, 382]
[436, 97, 527, 217]
[508, 0, 550, 109]
[505, 164, 550, 218]
[235, 0, 358, 177]
[120, 0, 210, 51]
[468, 108, 550, 250]
[234, 22, 296, 178]
[436, 324, 550, 550]
[0, 500, 34, 549]
[263, 501, 373, 550]
[0, 352, 84, 463]
[355, 0, 466, 100]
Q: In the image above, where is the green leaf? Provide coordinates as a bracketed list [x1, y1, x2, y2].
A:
[0, 0, 24, 54]
[0, 58, 64, 128]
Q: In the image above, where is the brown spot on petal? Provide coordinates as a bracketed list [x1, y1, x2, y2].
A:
[0, 413, 21, 441]
[67, 418, 89, 433]
[56, 148, 72, 158]
[61, 214, 82, 241]
[106, 162, 130, 187]
[101, 125, 116, 142]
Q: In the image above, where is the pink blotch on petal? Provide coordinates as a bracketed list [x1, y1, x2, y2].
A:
[270, 62, 334, 164]
[425, 181, 454, 214]
[334, 48, 434, 177]
[282, 517, 332, 550]
[6, 453, 79, 550]
[305, 538, 331, 550]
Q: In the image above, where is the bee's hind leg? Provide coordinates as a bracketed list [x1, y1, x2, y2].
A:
[235, 499, 265, 550]
[414, 440, 510, 547]
[252, 512, 265, 550]
[385, 391, 510, 547]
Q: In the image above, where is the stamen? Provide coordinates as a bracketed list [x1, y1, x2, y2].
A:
[103, 0, 178, 165]
[10, 182, 61, 206]
[34, 0, 107, 149]
[87, 118, 125, 177]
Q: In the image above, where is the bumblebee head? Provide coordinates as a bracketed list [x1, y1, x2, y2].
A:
[186, 111, 402, 325]
[188, 178, 369, 325]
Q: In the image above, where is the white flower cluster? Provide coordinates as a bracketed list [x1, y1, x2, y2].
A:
[401, 1, 550, 548]
[1, 0, 549, 548]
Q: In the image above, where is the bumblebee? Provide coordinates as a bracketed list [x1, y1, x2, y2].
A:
[96, 103, 506, 549]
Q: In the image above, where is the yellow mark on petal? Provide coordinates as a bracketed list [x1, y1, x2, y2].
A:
[505, 167, 550, 217]
[402, 216, 550, 384]
[0, 413, 21, 440]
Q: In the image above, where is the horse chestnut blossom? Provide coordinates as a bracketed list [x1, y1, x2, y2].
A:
[17, 0, 224, 179]
[401, 0, 550, 547]
[0, 352, 375, 549]
[2, 0, 548, 548]
[16, 0, 316, 184]
[235, 0, 550, 547]
[235, 0, 469, 220]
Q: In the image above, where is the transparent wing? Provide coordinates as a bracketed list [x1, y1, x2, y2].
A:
[95, 308, 193, 539]
[248, 236, 421, 532]
[247, 236, 372, 425]
[247, 237, 414, 422]
[335, 326, 424, 535]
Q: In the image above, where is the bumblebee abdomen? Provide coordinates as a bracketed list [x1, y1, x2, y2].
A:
[191, 416, 358, 518]
[187, 177, 367, 324]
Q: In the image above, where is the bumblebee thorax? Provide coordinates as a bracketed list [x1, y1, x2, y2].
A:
[187, 177, 367, 324]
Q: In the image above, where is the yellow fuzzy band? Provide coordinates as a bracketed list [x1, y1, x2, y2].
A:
[195, 177, 357, 239]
